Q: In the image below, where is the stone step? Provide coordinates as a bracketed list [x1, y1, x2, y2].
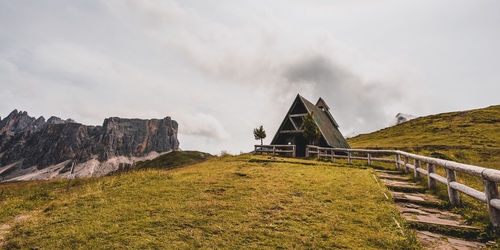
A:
[381, 179, 427, 193]
[377, 172, 412, 181]
[396, 203, 482, 239]
[390, 191, 442, 207]
[417, 230, 487, 249]
[374, 169, 405, 175]
[376, 169, 490, 245]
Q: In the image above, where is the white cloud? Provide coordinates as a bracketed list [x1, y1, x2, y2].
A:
[178, 113, 229, 140]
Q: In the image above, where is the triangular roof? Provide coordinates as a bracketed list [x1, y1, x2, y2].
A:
[315, 97, 329, 110]
[315, 97, 339, 127]
[271, 94, 350, 148]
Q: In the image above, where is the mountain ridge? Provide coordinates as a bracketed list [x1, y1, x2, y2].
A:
[0, 110, 179, 182]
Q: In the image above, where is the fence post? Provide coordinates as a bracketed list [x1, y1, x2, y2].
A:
[367, 153, 372, 166]
[414, 159, 420, 178]
[331, 150, 335, 163]
[403, 156, 409, 173]
[483, 178, 500, 227]
[445, 167, 461, 206]
[292, 145, 296, 158]
[347, 151, 352, 165]
[395, 154, 400, 170]
[318, 148, 321, 160]
[427, 163, 436, 189]
[272, 146, 276, 156]
[306, 146, 309, 158]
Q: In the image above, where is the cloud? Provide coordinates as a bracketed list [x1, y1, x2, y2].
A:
[1, 0, 499, 154]
[282, 55, 404, 135]
[0, 0, 414, 153]
[178, 113, 229, 140]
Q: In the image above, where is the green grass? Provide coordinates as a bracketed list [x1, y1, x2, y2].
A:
[1, 154, 418, 249]
[0, 151, 212, 227]
[349, 105, 500, 149]
[348, 105, 500, 170]
[0, 180, 67, 225]
[347, 104, 500, 238]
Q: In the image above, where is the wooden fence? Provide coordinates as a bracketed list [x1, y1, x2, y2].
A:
[306, 145, 500, 227]
[254, 145, 296, 157]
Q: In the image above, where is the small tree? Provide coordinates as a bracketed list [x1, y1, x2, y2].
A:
[302, 111, 320, 145]
[253, 125, 266, 145]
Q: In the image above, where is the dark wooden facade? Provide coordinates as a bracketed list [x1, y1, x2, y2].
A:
[270, 94, 350, 157]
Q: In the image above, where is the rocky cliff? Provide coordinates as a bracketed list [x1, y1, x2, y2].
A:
[0, 110, 179, 182]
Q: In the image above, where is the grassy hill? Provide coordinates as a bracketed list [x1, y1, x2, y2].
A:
[0, 154, 416, 248]
[348, 105, 500, 170]
[133, 150, 213, 170]
[348, 105, 500, 229]
[4, 106, 498, 248]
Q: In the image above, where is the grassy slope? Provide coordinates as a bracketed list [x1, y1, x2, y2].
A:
[0, 151, 212, 226]
[348, 105, 500, 231]
[349, 105, 500, 169]
[134, 150, 213, 170]
[1, 155, 416, 249]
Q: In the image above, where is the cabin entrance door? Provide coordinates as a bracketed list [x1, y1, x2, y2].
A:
[295, 135, 306, 157]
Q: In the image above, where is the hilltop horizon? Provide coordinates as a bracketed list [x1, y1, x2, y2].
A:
[2, 103, 499, 154]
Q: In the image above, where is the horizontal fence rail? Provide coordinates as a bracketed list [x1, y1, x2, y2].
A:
[305, 145, 500, 227]
[254, 145, 296, 157]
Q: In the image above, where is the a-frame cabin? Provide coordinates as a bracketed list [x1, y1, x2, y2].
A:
[270, 94, 350, 157]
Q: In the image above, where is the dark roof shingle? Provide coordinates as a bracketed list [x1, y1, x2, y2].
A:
[299, 95, 350, 148]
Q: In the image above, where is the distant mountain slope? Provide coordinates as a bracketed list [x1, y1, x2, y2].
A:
[348, 105, 500, 169]
[0, 110, 180, 182]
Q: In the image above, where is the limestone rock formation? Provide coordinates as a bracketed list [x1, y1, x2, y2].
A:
[395, 113, 416, 125]
[0, 110, 179, 182]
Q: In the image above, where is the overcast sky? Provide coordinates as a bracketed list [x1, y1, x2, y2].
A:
[1, 0, 499, 154]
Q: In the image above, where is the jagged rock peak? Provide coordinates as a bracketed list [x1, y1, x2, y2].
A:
[0, 109, 75, 134]
[47, 116, 66, 125]
[0, 111, 179, 182]
[0, 109, 37, 134]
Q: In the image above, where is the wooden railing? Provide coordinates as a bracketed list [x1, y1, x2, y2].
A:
[306, 145, 500, 227]
[254, 145, 296, 157]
